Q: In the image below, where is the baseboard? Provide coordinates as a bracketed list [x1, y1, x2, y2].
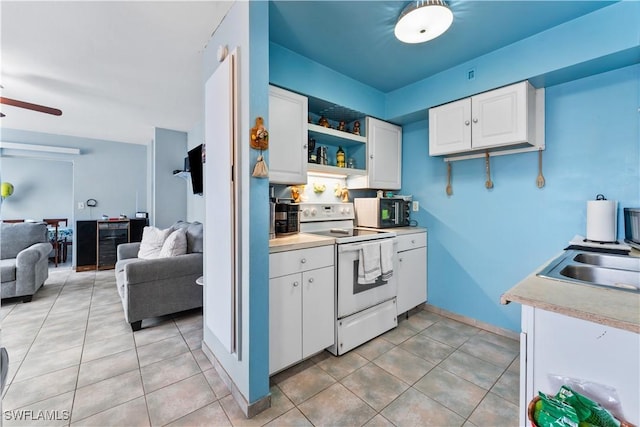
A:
[201, 341, 271, 418]
[423, 303, 519, 341]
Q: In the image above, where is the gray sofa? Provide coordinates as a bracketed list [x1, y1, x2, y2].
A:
[1, 222, 52, 302]
[115, 221, 203, 331]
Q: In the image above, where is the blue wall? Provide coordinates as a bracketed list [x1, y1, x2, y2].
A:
[269, 3, 639, 333]
[402, 64, 640, 331]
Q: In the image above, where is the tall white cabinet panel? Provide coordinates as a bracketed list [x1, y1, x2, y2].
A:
[429, 81, 543, 156]
[396, 231, 427, 315]
[301, 266, 335, 359]
[268, 85, 308, 184]
[269, 245, 335, 375]
[471, 82, 528, 149]
[428, 98, 471, 156]
[269, 273, 302, 374]
[348, 117, 402, 190]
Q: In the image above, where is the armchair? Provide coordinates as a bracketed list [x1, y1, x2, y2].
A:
[1, 222, 52, 302]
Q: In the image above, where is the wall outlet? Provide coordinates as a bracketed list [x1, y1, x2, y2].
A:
[78, 202, 85, 209]
[412, 201, 419, 212]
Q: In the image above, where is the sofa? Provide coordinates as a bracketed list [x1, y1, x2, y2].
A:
[115, 221, 203, 331]
[1, 222, 52, 302]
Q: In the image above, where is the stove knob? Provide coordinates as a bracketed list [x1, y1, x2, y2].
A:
[311, 208, 317, 216]
[302, 208, 310, 217]
[344, 207, 351, 214]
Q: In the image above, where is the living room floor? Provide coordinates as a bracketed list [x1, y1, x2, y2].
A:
[1, 269, 520, 426]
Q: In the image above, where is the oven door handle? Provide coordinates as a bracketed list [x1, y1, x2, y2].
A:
[338, 238, 398, 253]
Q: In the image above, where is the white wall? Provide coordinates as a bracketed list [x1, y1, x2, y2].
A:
[153, 128, 188, 228]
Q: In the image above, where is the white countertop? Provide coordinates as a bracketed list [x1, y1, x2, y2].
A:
[501, 250, 640, 334]
[269, 233, 335, 253]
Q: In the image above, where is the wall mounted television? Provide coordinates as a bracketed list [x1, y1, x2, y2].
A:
[187, 144, 204, 195]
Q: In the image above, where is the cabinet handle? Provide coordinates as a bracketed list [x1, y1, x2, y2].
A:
[300, 258, 307, 264]
[411, 239, 415, 244]
[472, 118, 478, 123]
[303, 144, 308, 149]
[293, 281, 299, 287]
[399, 258, 403, 262]
[308, 277, 314, 283]
[464, 120, 470, 126]
[370, 154, 374, 159]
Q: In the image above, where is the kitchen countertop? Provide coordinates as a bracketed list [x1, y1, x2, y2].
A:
[360, 226, 427, 235]
[269, 233, 335, 253]
[501, 250, 640, 334]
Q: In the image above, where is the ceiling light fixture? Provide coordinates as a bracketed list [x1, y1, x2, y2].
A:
[395, 0, 453, 44]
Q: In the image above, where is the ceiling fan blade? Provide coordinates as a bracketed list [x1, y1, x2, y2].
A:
[0, 97, 62, 116]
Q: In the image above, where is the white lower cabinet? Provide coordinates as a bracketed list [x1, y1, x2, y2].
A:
[396, 231, 427, 315]
[269, 246, 335, 375]
[520, 305, 639, 426]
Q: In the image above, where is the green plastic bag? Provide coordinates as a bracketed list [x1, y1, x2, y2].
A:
[555, 386, 620, 427]
[536, 392, 580, 427]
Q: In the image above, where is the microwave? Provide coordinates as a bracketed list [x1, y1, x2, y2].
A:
[354, 198, 410, 228]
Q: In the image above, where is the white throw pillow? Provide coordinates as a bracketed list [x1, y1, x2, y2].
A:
[138, 226, 173, 259]
[159, 228, 187, 258]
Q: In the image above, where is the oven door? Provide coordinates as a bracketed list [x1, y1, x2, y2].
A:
[336, 238, 398, 318]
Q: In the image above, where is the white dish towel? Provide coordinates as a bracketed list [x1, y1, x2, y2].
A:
[380, 239, 394, 280]
[358, 242, 381, 284]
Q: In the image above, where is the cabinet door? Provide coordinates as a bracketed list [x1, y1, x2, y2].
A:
[268, 85, 308, 184]
[396, 246, 427, 315]
[269, 273, 302, 374]
[367, 117, 402, 190]
[471, 82, 528, 149]
[76, 220, 97, 271]
[302, 266, 335, 359]
[429, 98, 471, 156]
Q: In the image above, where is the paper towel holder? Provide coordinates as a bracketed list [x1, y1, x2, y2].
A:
[586, 193, 618, 244]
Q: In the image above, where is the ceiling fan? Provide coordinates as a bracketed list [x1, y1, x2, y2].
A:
[0, 97, 62, 117]
[0, 86, 62, 117]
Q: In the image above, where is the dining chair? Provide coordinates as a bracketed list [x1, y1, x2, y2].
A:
[43, 218, 68, 267]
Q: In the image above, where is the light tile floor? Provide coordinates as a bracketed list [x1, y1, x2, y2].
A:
[1, 268, 520, 426]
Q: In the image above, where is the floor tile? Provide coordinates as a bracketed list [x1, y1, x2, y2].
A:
[182, 327, 203, 351]
[298, 383, 376, 427]
[421, 321, 477, 348]
[458, 334, 519, 368]
[277, 365, 336, 405]
[414, 366, 488, 418]
[202, 368, 231, 399]
[401, 309, 439, 332]
[81, 332, 135, 363]
[352, 337, 395, 361]
[77, 348, 139, 388]
[166, 401, 232, 427]
[264, 407, 312, 427]
[315, 350, 368, 380]
[468, 391, 519, 427]
[380, 322, 417, 345]
[133, 319, 181, 347]
[373, 346, 434, 385]
[363, 414, 396, 427]
[136, 335, 190, 367]
[71, 370, 144, 423]
[220, 384, 294, 427]
[439, 350, 505, 390]
[70, 396, 150, 427]
[145, 374, 215, 427]
[14, 344, 83, 382]
[491, 370, 520, 405]
[3, 390, 74, 427]
[399, 333, 456, 364]
[3, 366, 79, 410]
[341, 363, 409, 411]
[141, 351, 201, 393]
[192, 348, 214, 371]
[381, 387, 465, 426]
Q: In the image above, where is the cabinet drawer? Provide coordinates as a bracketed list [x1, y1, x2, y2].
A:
[397, 232, 427, 252]
[270, 245, 334, 278]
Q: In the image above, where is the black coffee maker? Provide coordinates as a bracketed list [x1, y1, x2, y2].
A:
[275, 200, 300, 236]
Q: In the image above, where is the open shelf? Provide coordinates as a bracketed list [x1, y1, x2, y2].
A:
[307, 163, 366, 176]
[308, 123, 366, 146]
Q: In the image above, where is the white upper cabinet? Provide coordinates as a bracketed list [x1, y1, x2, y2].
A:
[348, 117, 402, 190]
[429, 81, 544, 156]
[268, 85, 308, 184]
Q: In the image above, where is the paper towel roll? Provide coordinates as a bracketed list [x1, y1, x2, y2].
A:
[586, 199, 617, 242]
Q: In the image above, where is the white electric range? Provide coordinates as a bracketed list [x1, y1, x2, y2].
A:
[299, 202, 398, 355]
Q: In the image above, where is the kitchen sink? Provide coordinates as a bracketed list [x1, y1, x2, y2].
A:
[573, 252, 640, 272]
[537, 250, 640, 293]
